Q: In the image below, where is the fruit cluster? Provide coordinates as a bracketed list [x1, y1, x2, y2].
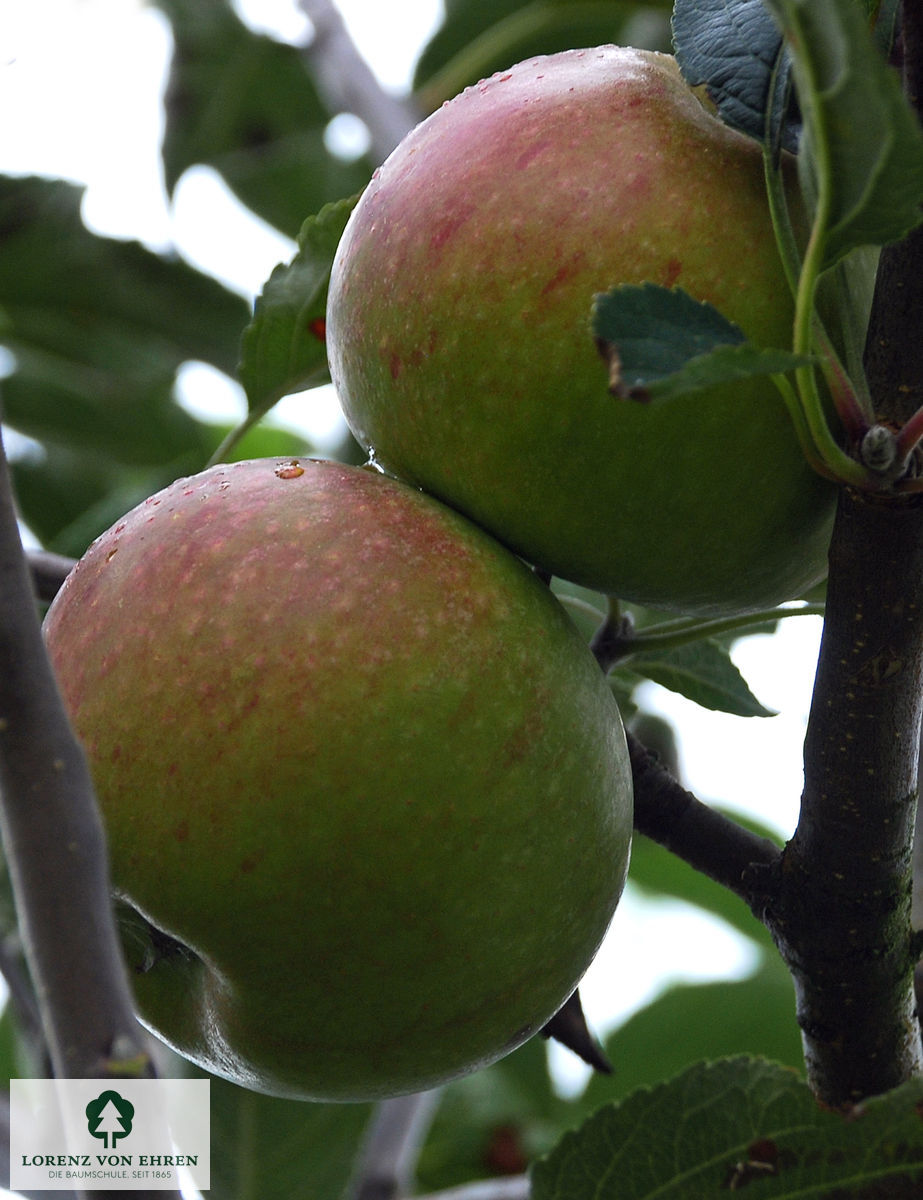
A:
[44, 46, 833, 1100]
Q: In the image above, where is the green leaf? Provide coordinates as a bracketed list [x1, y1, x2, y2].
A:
[154, 0, 370, 238]
[0, 176, 250, 381]
[622, 638, 775, 717]
[2, 352, 204, 468]
[417, 1037, 572, 1192]
[414, 1, 671, 109]
[672, 0, 799, 151]
[593, 284, 808, 402]
[580, 960, 804, 1113]
[239, 195, 359, 419]
[207, 1074, 373, 1200]
[8, 443, 185, 558]
[533, 1057, 923, 1199]
[766, 0, 923, 269]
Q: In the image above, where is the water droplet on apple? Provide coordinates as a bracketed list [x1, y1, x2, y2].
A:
[274, 461, 305, 480]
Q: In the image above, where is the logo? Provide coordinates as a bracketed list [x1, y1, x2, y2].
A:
[86, 1090, 135, 1150]
[9, 1078, 210, 1191]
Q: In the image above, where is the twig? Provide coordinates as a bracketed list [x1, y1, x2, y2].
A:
[414, 1178, 530, 1200]
[626, 731, 782, 907]
[348, 1090, 441, 1200]
[0, 425, 177, 1199]
[298, 0, 420, 164]
[28, 550, 75, 604]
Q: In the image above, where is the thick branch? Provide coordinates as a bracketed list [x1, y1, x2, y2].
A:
[863, 0, 923, 427]
[770, 487, 923, 1106]
[627, 731, 781, 908]
[765, 0, 923, 1107]
[0, 431, 159, 1078]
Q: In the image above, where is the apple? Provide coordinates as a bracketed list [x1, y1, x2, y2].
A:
[326, 46, 837, 617]
[43, 457, 632, 1101]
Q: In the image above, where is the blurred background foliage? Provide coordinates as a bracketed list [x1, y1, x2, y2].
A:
[0, 2, 806, 1196]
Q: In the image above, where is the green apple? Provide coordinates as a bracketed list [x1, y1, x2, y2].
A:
[43, 457, 632, 1101]
[327, 46, 837, 617]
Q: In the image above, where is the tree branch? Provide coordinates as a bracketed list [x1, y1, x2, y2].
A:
[348, 1090, 441, 1200]
[298, 0, 420, 164]
[414, 1179, 530, 1200]
[863, 0, 923, 429]
[0, 426, 178, 1199]
[28, 550, 75, 604]
[768, 487, 923, 1105]
[626, 731, 782, 909]
[757, 0, 923, 1108]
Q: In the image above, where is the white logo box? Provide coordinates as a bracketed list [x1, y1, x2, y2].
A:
[10, 1078, 210, 1192]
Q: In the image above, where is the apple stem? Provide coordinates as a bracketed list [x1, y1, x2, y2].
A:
[771, 373, 845, 482]
[578, 598, 825, 668]
[771, 58, 879, 490]
[588, 598, 635, 672]
[206, 410, 263, 469]
[762, 145, 803, 303]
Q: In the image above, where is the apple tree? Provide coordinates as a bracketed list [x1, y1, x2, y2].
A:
[2, 0, 923, 1197]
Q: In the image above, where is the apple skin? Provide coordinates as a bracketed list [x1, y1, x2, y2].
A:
[43, 457, 632, 1101]
[327, 46, 837, 617]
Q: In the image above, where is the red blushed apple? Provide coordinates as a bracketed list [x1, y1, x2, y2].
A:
[43, 457, 632, 1101]
[326, 46, 837, 617]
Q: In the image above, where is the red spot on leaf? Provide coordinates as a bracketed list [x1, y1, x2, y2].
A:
[309, 317, 327, 342]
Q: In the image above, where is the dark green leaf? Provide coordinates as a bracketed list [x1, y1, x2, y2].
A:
[415, 1, 671, 109]
[154, 0, 370, 239]
[593, 284, 807, 402]
[0, 176, 249, 380]
[623, 638, 775, 717]
[9, 443, 188, 559]
[207, 1074, 373, 1200]
[417, 1038, 573, 1192]
[580, 960, 803, 1112]
[2, 353, 204, 468]
[239, 195, 358, 418]
[672, 0, 799, 151]
[534, 1057, 923, 1199]
[766, 0, 923, 268]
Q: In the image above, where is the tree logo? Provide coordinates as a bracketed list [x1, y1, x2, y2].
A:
[85, 1089, 135, 1149]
